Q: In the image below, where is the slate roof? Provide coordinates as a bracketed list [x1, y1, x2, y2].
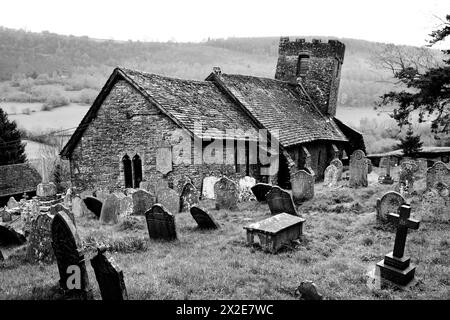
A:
[208, 73, 348, 147]
[0, 163, 41, 197]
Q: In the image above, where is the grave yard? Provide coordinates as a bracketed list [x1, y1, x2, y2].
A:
[1, 166, 448, 300]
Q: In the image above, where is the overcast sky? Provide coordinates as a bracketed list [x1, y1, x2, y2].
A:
[1, 0, 449, 47]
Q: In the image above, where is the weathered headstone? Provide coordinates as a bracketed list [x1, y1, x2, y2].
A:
[7, 197, 19, 209]
[132, 189, 156, 216]
[296, 281, 323, 300]
[202, 176, 220, 199]
[214, 176, 239, 210]
[376, 191, 406, 223]
[349, 150, 368, 188]
[100, 194, 120, 224]
[330, 158, 343, 181]
[26, 213, 55, 263]
[83, 196, 103, 218]
[49, 203, 75, 225]
[72, 196, 86, 218]
[93, 190, 109, 203]
[251, 183, 273, 202]
[180, 182, 199, 212]
[0, 224, 26, 245]
[291, 169, 314, 202]
[323, 165, 339, 187]
[145, 204, 177, 241]
[156, 144, 173, 175]
[379, 156, 394, 184]
[376, 205, 420, 286]
[238, 176, 257, 202]
[119, 195, 133, 216]
[139, 181, 155, 194]
[398, 161, 419, 194]
[80, 190, 93, 199]
[91, 246, 128, 300]
[266, 186, 298, 216]
[426, 161, 450, 190]
[190, 206, 220, 229]
[156, 186, 180, 214]
[1, 210, 12, 222]
[51, 211, 91, 299]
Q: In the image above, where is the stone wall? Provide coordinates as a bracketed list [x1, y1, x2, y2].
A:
[69, 80, 259, 193]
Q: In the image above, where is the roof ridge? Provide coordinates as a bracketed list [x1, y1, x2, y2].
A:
[117, 66, 211, 84]
[222, 73, 298, 85]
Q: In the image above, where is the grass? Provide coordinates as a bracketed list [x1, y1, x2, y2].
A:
[0, 167, 449, 300]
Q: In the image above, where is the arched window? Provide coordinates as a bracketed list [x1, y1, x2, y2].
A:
[297, 54, 310, 77]
[132, 154, 143, 188]
[122, 154, 132, 188]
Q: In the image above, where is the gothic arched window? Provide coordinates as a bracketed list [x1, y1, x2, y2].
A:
[297, 54, 310, 77]
[122, 154, 132, 188]
[132, 154, 143, 188]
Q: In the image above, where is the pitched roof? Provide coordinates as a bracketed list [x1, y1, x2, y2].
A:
[0, 163, 41, 197]
[207, 73, 348, 147]
[61, 67, 261, 158]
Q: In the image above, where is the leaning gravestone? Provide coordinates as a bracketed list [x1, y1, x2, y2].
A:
[145, 204, 177, 241]
[251, 183, 273, 202]
[179, 182, 199, 212]
[266, 186, 298, 216]
[0, 224, 26, 246]
[157, 186, 180, 214]
[26, 213, 55, 263]
[7, 197, 19, 209]
[132, 189, 156, 216]
[214, 176, 239, 210]
[330, 158, 343, 181]
[83, 197, 103, 218]
[323, 165, 339, 187]
[51, 211, 91, 299]
[49, 203, 75, 225]
[238, 176, 256, 202]
[91, 246, 128, 300]
[291, 169, 314, 203]
[349, 150, 368, 188]
[426, 161, 450, 190]
[100, 194, 120, 224]
[202, 176, 220, 199]
[190, 206, 220, 229]
[376, 191, 406, 223]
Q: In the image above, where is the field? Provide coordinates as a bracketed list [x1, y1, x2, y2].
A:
[1, 167, 448, 300]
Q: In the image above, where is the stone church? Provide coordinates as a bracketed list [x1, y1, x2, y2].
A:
[60, 37, 364, 193]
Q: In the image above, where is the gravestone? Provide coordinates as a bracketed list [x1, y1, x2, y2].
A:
[100, 194, 120, 224]
[79, 190, 93, 199]
[49, 203, 75, 225]
[214, 176, 239, 210]
[145, 204, 177, 241]
[26, 213, 55, 263]
[93, 190, 109, 203]
[379, 156, 394, 184]
[323, 165, 339, 187]
[251, 183, 273, 202]
[132, 189, 156, 216]
[180, 182, 199, 212]
[0, 224, 26, 246]
[244, 213, 305, 253]
[296, 281, 323, 300]
[156, 144, 173, 174]
[266, 186, 298, 216]
[291, 170, 314, 202]
[156, 186, 180, 214]
[91, 246, 128, 300]
[83, 197, 103, 218]
[376, 205, 420, 286]
[398, 161, 419, 194]
[36, 156, 57, 200]
[349, 150, 368, 188]
[119, 195, 133, 216]
[64, 188, 73, 207]
[72, 196, 86, 218]
[51, 211, 91, 299]
[7, 197, 19, 209]
[376, 191, 406, 223]
[426, 161, 450, 190]
[330, 158, 343, 181]
[238, 176, 257, 202]
[139, 181, 155, 194]
[190, 206, 220, 229]
[1, 210, 12, 222]
[202, 176, 220, 199]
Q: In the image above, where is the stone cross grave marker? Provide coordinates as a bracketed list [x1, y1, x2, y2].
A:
[26, 213, 55, 263]
[349, 150, 368, 188]
[132, 189, 156, 216]
[266, 186, 298, 216]
[180, 182, 199, 212]
[91, 246, 128, 300]
[251, 183, 273, 202]
[156, 185, 180, 214]
[291, 169, 314, 202]
[83, 196, 103, 218]
[214, 176, 239, 210]
[323, 164, 339, 187]
[376, 204, 420, 286]
[376, 191, 406, 223]
[426, 161, 450, 190]
[330, 158, 343, 181]
[145, 204, 177, 241]
[202, 176, 220, 199]
[100, 194, 120, 224]
[190, 206, 220, 229]
[51, 211, 91, 299]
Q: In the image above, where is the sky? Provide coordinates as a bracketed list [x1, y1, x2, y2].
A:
[1, 0, 449, 47]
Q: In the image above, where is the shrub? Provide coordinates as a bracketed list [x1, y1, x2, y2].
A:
[43, 92, 69, 109]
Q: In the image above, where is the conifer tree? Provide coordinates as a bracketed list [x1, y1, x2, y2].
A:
[0, 107, 27, 166]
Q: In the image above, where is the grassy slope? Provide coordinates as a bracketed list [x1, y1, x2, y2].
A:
[0, 166, 448, 300]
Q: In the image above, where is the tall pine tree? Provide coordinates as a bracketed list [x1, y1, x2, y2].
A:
[398, 125, 423, 156]
[0, 107, 27, 165]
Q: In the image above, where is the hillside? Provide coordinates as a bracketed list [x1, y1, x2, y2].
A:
[0, 27, 443, 108]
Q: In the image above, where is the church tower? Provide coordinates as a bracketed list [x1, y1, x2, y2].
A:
[275, 37, 345, 117]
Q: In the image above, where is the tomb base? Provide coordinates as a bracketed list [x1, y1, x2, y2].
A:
[376, 255, 416, 286]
